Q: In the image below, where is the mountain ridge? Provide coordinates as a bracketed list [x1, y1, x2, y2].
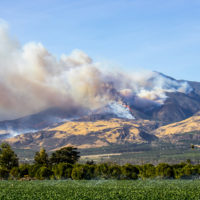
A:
[1, 72, 200, 151]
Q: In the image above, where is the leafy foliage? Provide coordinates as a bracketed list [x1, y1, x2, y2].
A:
[0, 143, 18, 170]
[122, 164, 139, 179]
[0, 168, 9, 179]
[50, 146, 80, 165]
[53, 163, 73, 179]
[35, 166, 53, 180]
[34, 148, 49, 166]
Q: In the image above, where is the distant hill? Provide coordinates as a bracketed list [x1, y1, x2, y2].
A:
[4, 118, 159, 151]
[4, 112, 200, 151]
[0, 107, 83, 138]
[154, 115, 200, 137]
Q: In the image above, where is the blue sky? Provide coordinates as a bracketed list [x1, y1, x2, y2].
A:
[1, 0, 200, 81]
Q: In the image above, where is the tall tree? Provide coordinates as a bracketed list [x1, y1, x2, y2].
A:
[34, 148, 49, 166]
[0, 143, 19, 170]
[50, 146, 80, 165]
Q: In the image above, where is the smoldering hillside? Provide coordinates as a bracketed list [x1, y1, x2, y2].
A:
[0, 22, 192, 122]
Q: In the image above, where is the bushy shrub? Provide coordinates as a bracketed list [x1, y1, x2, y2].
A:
[172, 163, 187, 179]
[35, 166, 53, 180]
[95, 163, 110, 179]
[71, 165, 85, 180]
[53, 163, 73, 179]
[0, 168, 9, 179]
[84, 164, 96, 179]
[122, 164, 139, 180]
[28, 164, 41, 178]
[178, 164, 199, 179]
[139, 164, 156, 179]
[156, 163, 174, 178]
[109, 164, 122, 179]
[19, 164, 30, 178]
[10, 167, 20, 179]
[71, 164, 95, 180]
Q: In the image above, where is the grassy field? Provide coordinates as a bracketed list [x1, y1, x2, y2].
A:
[0, 180, 200, 200]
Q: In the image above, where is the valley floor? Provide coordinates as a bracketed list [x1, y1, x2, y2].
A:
[0, 180, 200, 200]
[14, 142, 200, 165]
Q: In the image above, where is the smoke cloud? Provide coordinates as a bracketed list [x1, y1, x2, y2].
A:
[0, 22, 192, 121]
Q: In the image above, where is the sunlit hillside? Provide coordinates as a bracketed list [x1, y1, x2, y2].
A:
[154, 115, 200, 137]
[5, 118, 158, 150]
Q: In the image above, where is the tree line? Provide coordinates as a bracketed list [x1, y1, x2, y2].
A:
[0, 142, 200, 180]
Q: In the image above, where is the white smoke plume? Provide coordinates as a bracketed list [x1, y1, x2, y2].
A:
[0, 22, 192, 121]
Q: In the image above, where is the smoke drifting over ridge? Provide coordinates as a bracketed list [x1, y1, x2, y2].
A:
[0, 23, 192, 121]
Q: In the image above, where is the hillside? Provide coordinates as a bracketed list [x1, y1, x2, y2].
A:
[5, 118, 158, 151]
[4, 113, 200, 152]
[154, 115, 200, 137]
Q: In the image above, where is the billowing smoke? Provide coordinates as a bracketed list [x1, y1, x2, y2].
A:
[0, 22, 192, 121]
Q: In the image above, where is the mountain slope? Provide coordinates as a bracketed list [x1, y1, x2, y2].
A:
[153, 115, 200, 137]
[5, 118, 158, 151]
[126, 75, 200, 123]
[3, 110, 200, 152]
[149, 91, 200, 123]
[0, 107, 83, 138]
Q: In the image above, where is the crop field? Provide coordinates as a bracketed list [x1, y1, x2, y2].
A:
[0, 180, 200, 200]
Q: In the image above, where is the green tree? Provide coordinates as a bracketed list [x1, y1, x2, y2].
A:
[84, 164, 96, 179]
[0, 168, 9, 179]
[109, 164, 122, 179]
[95, 163, 110, 179]
[172, 163, 187, 179]
[180, 164, 198, 178]
[122, 164, 139, 180]
[156, 163, 174, 178]
[71, 165, 84, 180]
[50, 146, 80, 165]
[71, 164, 96, 180]
[0, 143, 18, 170]
[35, 166, 53, 180]
[139, 164, 156, 179]
[28, 164, 41, 178]
[34, 148, 49, 166]
[53, 163, 73, 179]
[19, 164, 30, 178]
[10, 167, 20, 179]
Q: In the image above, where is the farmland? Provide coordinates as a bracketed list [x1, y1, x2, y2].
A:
[0, 180, 200, 200]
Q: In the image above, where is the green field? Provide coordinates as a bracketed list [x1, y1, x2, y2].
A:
[1, 180, 200, 200]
